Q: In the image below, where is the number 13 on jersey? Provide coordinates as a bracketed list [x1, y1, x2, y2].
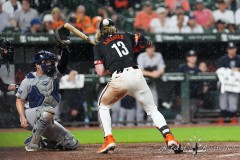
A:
[111, 41, 129, 57]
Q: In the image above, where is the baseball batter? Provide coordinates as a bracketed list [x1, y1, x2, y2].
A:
[94, 18, 182, 154]
[0, 39, 17, 92]
[15, 26, 79, 151]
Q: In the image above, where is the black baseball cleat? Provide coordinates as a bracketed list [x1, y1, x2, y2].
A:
[170, 143, 183, 154]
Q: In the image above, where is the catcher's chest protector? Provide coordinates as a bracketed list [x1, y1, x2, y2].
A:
[26, 72, 60, 108]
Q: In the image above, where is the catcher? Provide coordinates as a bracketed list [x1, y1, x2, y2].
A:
[94, 18, 183, 154]
[15, 26, 79, 151]
[0, 39, 17, 92]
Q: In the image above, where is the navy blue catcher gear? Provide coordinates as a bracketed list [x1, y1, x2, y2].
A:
[31, 52, 44, 65]
[99, 18, 115, 30]
[32, 50, 57, 75]
[40, 51, 57, 75]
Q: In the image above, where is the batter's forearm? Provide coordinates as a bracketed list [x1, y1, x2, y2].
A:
[16, 98, 26, 119]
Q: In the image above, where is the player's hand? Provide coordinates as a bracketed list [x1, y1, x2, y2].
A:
[151, 71, 160, 78]
[20, 117, 29, 129]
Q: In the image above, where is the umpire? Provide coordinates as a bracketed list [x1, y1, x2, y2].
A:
[0, 39, 17, 92]
[217, 41, 240, 124]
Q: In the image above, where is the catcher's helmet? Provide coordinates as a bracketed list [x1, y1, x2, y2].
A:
[99, 18, 115, 30]
[31, 52, 44, 65]
[32, 50, 57, 75]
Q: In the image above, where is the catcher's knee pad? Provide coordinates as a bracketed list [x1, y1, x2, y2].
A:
[58, 131, 79, 150]
[31, 107, 55, 143]
[40, 111, 54, 124]
[36, 107, 55, 124]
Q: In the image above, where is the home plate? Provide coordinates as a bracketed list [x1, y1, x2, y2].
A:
[217, 153, 240, 158]
[184, 150, 206, 153]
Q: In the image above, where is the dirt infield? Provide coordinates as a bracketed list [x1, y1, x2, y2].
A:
[1, 142, 240, 160]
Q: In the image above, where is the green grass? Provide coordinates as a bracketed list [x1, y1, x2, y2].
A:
[0, 126, 240, 147]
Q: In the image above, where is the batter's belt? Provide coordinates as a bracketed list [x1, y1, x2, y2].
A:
[115, 66, 139, 74]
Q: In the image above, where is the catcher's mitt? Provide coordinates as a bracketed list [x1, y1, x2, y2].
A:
[55, 25, 70, 45]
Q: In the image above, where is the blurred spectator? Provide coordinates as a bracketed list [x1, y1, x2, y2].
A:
[199, 61, 208, 72]
[169, 5, 189, 27]
[150, 7, 171, 33]
[137, 44, 165, 126]
[0, 0, 15, 32]
[213, 0, 234, 24]
[42, 14, 54, 34]
[92, 16, 102, 32]
[217, 42, 240, 124]
[2, 0, 21, 17]
[109, 0, 129, 13]
[32, 0, 54, 13]
[165, 0, 190, 12]
[174, 50, 201, 124]
[68, 15, 80, 30]
[167, 13, 189, 33]
[192, 0, 214, 30]
[122, 6, 136, 32]
[24, 18, 42, 34]
[51, 7, 64, 30]
[15, 68, 25, 85]
[212, 19, 229, 33]
[13, 0, 38, 31]
[235, 7, 240, 27]
[226, 23, 236, 33]
[183, 14, 204, 33]
[97, 6, 109, 19]
[111, 13, 123, 31]
[133, 1, 157, 33]
[119, 95, 136, 127]
[198, 61, 217, 110]
[61, 70, 85, 122]
[226, 0, 240, 11]
[75, 5, 95, 34]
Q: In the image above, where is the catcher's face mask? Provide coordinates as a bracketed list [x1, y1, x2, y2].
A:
[0, 39, 13, 71]
[40, 51, 57, 76]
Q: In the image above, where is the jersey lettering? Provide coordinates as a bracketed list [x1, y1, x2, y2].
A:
[111, 41, 129, 57]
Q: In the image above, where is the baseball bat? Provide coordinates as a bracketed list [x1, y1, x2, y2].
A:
[64, 23, 96, 45]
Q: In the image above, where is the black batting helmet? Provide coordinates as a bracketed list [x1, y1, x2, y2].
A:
[99, 18, 115, 30]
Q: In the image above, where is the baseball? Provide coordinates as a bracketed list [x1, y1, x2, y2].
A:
[102, 19, 109, 26]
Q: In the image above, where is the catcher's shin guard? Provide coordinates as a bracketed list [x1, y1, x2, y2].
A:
[57, 131, 80, 150]
[29, 107, 54, 146]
